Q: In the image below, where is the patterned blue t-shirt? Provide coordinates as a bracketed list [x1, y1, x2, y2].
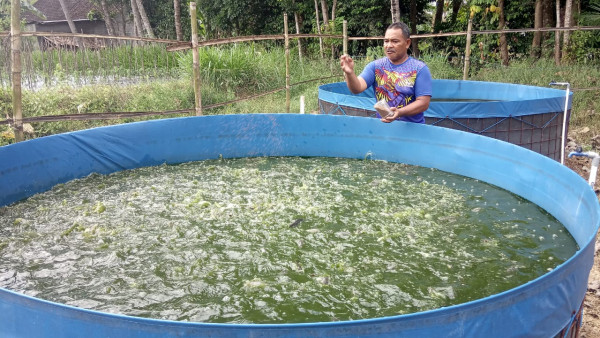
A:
[359, 56, 432, 123]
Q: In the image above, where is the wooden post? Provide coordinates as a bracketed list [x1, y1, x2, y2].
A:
[284, 13, 290, 114]
[11, 0, 24, 142]
[342, 20, 348, 56]
[463, 18, 473, 81]
[554, 0, 561, 65]
[190, 2, 202, 116]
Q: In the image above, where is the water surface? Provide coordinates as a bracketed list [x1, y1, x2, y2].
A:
[0, 157, 577, 323]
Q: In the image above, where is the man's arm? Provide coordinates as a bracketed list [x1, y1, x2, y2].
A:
[381, 96, 431, 123]
[340, 55, 367, 94]
[382, 63, 432, 123]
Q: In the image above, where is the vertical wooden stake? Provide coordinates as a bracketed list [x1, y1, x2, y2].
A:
[190, 2, 202, 116]
[554, 0, 561, 65]
[284, 13, 290, 114]
[342, 20, 348, 56]
[463, 18, 473, 81]
[11, 0, 23, 142]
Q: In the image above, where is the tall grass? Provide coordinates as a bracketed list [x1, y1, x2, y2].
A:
[2, 44, 599, 147]
[0, 79, 198, 138]
[469, 58, 600, 132]
[420, 54, 463, 80]
[176, 43, 339, 95]
[174, 43, 340, 115]
[12, 39, 181, 90]
[177, 44, 284, 93]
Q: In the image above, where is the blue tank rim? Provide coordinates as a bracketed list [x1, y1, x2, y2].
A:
[0, 114, 597, 337]
[318, 80, 573, 118]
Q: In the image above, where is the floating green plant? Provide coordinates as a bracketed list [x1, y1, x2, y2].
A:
[0, 157, 578, 324]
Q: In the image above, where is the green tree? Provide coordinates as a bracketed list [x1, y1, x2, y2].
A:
[334, 0, 389, 55]
[583, 0, 600, 23]
[0, 0, 45, 30]
[432, 0, 444, 32]
[144, 0, 189, 39]
[195, 0, 283, 38]
[90, 0, 119, 36]
[567, 0, 600, 61]
[531, 0, 543, 58]
[391, 0, 401, 23]
[130, 0, 143, 36]
[58, 0, 85, 47]
[174, 0, 182, 41]
[135, 0, 155, 38]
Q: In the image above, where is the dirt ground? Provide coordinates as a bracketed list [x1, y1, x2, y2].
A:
[563, 132, 600, 338]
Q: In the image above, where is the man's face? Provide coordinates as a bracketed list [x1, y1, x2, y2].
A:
[383, 28, 411, 65]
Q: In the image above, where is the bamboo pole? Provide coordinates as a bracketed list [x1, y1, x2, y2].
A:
[12, 31, 176, 44]
[284, 13, 290, 114]
[554, 0, 561, 65]
[166, 34, 340, 51]
[0, 75, 344, 126]
[342, 20, 348, 56]
[190, 2, 202, 116]
[11, 0, 23, 142]
[463, 18, 473, 80]
[3, 25, 596, 46]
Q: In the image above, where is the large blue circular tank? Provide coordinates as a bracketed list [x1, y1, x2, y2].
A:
[0, 114, 597, 337]
[319, 80, 573, 162]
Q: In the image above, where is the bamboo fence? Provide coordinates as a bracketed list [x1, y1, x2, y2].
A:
[2, 1, 600, 136]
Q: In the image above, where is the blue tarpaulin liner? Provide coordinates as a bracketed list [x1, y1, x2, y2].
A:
[0, 114, 598, 337]
[319, 80, 573, 162]
[318, 80, 572, 118]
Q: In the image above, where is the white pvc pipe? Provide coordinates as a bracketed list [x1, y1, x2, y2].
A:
[568, 150, 600, 188]
[589, 154, 600, 187]
[300, 96, 305, 114]
[561, 84, 570, 165]
[550, 82, 570, 164]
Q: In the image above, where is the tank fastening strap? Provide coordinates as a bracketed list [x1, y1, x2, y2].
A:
[557, 299, 584, 338]
[429, 113, 561, 135]
[318, 101, 347, 115]
[452, 117, 507, 134]
[428, 117, 508, 134]
[512, 112, 561, 129]
[319, 104, 563, 129]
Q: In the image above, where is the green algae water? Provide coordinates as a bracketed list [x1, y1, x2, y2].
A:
[0, 157, 577, 324]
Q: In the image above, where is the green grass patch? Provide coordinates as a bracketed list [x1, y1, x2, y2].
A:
[469, 58, 600, 132]
[2, 45, 599, 147]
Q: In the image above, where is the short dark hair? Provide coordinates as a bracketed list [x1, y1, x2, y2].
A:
[387, 22, 410, 39]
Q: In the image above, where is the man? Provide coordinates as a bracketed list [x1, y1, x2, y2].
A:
[340, 22, 432, 123]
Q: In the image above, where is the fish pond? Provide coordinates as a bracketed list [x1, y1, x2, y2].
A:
[0, 157, 577, 324]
